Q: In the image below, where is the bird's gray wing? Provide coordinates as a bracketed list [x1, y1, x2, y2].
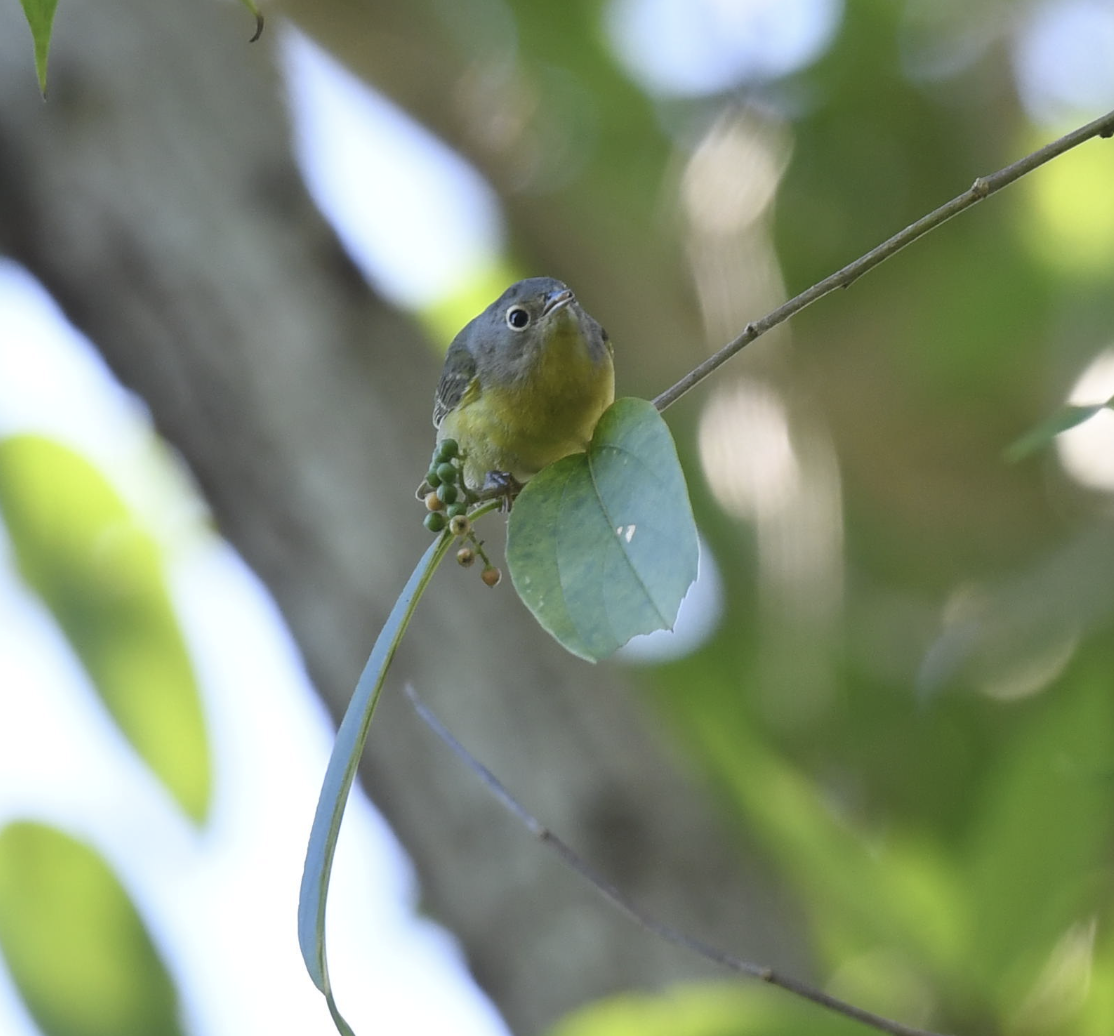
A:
[432, 337, 478, 428]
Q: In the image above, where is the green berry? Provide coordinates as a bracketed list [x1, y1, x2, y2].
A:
[435, 438, 459, 462]
[436, 482, 458, 505]
[425, 468, 442, 488]
[436, 462, 457, 484]
[424, 511, 447, 533]
[446, 502, 467, 518]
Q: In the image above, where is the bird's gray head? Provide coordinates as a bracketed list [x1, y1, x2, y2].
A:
[467, 277, 610, 381]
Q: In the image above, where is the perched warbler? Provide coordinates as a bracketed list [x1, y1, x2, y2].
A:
[424, 277, 615, 494]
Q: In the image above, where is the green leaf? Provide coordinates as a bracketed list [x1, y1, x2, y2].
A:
[18, 0, 59, 97]
[0, 821, 183, 1036]
[506, 397, 698, 663]
[1003, 398, 1114, 463]
[0, 436, 211, 823]
[690, 707, 968, 979]
[548, 981, 866, 1036]
[965, 661, 1114, 1006]
[299, 530, 455, 1034]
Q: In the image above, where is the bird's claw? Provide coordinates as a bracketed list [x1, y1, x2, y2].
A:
[480, 470, 523, 511]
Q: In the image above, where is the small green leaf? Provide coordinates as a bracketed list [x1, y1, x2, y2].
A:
[299, 531, 454, 1033]
[1004, 397, 1114, 463]
[0, 821, 184, 1036]
[507, 397, 699, 663]
[0, 436, 211, 822]
[18, 0, 59, 97]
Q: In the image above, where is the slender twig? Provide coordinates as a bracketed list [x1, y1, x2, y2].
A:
[403, 685, 956, 1036]
[654, 107, 1114, 413]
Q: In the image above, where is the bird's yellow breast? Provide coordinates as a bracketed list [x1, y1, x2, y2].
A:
[440, 324, 614, 488]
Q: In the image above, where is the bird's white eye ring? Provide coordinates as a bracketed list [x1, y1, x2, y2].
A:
[506, 306, 531, 331]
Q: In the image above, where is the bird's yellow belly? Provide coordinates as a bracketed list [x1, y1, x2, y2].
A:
[440, 338, 614, 488]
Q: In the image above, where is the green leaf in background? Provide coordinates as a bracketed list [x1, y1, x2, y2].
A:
[506, 397, 699, 663]
[18, 0, 59, 97]
[688, 706, 968, 990]
[547, 982, 866, 1036]
[965, 660, 1114, 1013]
[0, 435, 211, 823]
[1003, 398, 1114, 463]
[0, 821, 183, 1036]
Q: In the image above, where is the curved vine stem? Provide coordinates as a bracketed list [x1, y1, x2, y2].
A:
[298, 501, 501, 1032]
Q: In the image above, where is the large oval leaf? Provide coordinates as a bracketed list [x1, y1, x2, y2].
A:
[507, 397, 698, 662]
[0, 821, 183, 1036]
[0, 435, 211, 822]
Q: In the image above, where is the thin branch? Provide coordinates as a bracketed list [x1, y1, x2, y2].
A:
[654, 107, 1114, 413]
[403, 684, 957, 1036]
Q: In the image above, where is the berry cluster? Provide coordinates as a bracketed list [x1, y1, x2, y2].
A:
[421, 439, 501, 587]
[421, 437, 476, 531]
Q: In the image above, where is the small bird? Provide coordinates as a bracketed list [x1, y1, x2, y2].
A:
[426, 277, 615, 495]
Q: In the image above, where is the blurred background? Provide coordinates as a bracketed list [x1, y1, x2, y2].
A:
[0, 0, 1113, 1034]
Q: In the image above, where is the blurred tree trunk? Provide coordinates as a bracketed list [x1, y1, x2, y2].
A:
[276, 0, 705, 404]
[0, 1, 803, 1031]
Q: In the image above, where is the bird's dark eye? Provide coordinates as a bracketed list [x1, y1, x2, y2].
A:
[506, 306, 531, 330]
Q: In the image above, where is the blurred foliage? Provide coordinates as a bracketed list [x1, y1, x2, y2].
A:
[1025, 133, 1114, 279]
[411, 0, 1113, 1033]
[549, 982, 868, 1036]
[0, 435, 211, 822]
[598, 2, 1114, 1034]
[3, 0, 1114, 1033]
[0, 821, 183, 1036]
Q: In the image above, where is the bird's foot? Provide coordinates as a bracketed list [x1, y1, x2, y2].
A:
[479, 470, 523, 511]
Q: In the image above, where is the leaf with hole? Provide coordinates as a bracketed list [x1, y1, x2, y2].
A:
[507, 397, 699, 663]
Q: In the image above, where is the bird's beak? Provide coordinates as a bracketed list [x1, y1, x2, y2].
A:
[542, 288, 575, 317]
